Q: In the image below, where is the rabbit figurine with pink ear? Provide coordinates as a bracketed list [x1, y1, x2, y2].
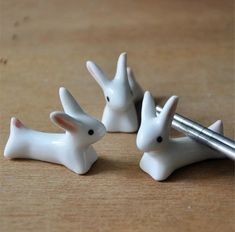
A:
[136, 91, 225, 181]
[4, 87, 106, 174]
[86, 52, 143, 132]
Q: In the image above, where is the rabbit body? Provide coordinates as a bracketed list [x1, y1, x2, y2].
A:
[102, 103, 137, 132]
[140, 130, 224, 181]
[86, 53, 143, 132]
[4, 88, 106, 174]
[137, 92, 225, 181]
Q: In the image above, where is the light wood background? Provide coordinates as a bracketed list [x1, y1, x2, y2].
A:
[0, 0, 234, 231]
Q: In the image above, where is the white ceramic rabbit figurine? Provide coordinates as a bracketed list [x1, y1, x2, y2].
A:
[136, 91, 225, 181]
[86, 52, 143, 132]
[4, 87, 106, 174]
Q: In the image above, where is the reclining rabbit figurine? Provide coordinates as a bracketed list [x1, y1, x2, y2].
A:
[4, 87, 106, 174]
[136, 91, 225, 181]
[86, 52, 143, 132]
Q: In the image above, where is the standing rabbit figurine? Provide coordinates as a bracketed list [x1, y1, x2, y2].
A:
[136, 91, 225, 181]
[86, 52, 143, 132]
[4, 87, 106, 174]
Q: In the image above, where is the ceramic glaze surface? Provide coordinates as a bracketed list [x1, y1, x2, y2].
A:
[136, 91, 225, 181]
[4, 87, 106, 174]
[86, 52, 143, 132]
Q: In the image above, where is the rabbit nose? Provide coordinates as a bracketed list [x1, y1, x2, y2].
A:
[136, 134, 148, 151]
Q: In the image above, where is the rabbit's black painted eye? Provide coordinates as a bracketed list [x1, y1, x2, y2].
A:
[88, 129, 94, 135]
[156, 136, 163, 143]
[106, 96, 110, 102]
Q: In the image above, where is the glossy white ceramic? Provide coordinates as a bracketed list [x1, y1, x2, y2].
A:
[136, 91, 225, 181]
[4, 87, 106, 174]
[86, 52, 143, 132]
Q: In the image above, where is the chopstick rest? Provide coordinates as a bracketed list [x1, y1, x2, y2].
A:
[4, 87, 106, 174]
[136, 91, 225, 181]
[86, 52, 143, 132]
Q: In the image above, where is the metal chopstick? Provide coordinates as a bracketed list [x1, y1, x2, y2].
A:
[156, 106, 235, 160]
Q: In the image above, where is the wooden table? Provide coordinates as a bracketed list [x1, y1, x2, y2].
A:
[0, 1, 234, 231]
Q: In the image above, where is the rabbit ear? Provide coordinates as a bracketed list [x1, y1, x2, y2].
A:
[158, 96, 178, 129]
[59, 87, 84, 117]
[86, 61, 109, 89]
[50, 111, 81, 132]
[141, 91, 156, 120]
[114, 52, 128, 84]
[127, 67, 135, 89]
[127, 67, 143, 100]
[208, 120, 223, 134]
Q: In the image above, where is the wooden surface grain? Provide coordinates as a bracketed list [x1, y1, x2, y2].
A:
[0, 0, 234, 231]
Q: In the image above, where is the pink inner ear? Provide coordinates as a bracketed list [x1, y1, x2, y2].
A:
[14, 119, 22, 128]
[54, 116, 76, 132]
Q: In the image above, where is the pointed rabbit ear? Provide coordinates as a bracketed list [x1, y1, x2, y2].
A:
[59, 87, 84, 117]
[141, 91, 156, 120]
[114, 52, 128, 84]
[127, 67, 143, 101]
[86, 61, 109, 89]
[50, 111, 80, 132]
[127, 67, 135, 87]
[208, 120, 224, 135]
[158, 96, 178, 128]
